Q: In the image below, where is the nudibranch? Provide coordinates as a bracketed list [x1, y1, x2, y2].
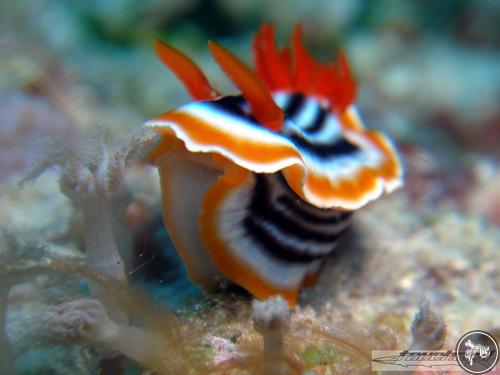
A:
[144, 24, 403, 305]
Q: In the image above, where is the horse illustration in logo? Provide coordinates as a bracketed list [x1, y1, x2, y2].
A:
[464, 339, 491, 366]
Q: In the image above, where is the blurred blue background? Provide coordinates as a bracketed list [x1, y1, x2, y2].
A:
[0, 0, 499, 219]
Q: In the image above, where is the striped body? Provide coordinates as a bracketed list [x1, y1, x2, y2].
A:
[217, 171, 351, 288]
[205, 93, 356, 269]
[146, 24, 403, 305]
[150, 93, 363, 303]
[214, 92, 361, 159]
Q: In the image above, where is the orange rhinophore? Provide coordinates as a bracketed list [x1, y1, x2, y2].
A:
[145, 24, 403, 306]
[208, 40, 284, 131]
[155, 40, 218, 100]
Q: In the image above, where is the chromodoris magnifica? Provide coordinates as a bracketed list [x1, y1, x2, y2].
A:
[144, 24, 403, 305]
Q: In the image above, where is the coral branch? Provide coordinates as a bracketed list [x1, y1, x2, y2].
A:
[21, 129, 152, 320]
[252, 296, 301, 375]
[410, 302, 446, 350]
[48, 298, 169, 365]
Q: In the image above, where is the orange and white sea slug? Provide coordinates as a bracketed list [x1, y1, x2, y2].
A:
[144, 24, 403, 306]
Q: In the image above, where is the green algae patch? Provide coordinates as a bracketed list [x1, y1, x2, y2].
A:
[302, 344, 341, 367]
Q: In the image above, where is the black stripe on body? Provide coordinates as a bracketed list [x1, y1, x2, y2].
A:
[243, 218, 325, 263]
[210, 95, 261, 126]
[251, 175, 347, 241]
[303, 107, 328, 134]
[278, 92, 329, 134]
[243, 173, 351, 264]
[274, 173, 351, 222]
[207, 93, 359, 159]
[289, 134, 359, 158]
[277, 93, 360, 158]
[277, 196, 352, 224]
[283, 94, 305, 118]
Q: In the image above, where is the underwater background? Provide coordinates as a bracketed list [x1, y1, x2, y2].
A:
[0, 1, 499, 374]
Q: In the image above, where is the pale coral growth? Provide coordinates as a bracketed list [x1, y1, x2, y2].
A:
[9, 126, 217, 373]
[410, 302, 446, 350]
[47, 299, 119, 343]
[21, 128, 153, 318]
[251, 296, 299, 375]
[252, 296, 291, 352]
[215, 297, 302, 375]
[45, 297, 185, 371]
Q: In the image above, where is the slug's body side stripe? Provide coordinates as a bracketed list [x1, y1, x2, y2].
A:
[243, 174, 351, 259]
[199, 168, 300, 305]
[199, 168, 351, 305]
